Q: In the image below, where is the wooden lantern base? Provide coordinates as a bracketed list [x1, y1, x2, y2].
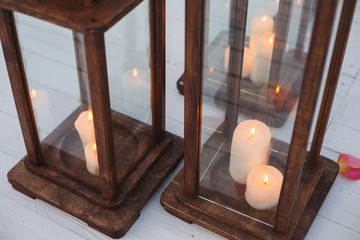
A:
[161, 155, 338, 240]
[7, 133, 183, 238]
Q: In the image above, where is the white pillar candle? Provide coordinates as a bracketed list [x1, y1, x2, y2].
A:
[250, 32, 274, 86]
[84, 142, 99, 176]
[74, 110, 95, 147]
[245, 165, 283, 210]
[249, 15, 274, 50]
[229, 120, 271, 184]
[224, 46, 255, 78]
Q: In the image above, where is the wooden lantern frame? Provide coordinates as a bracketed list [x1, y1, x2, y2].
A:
[0, 0, 183, 238]
[161, 0, 356, 239]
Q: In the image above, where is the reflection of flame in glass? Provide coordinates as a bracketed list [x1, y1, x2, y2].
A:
[261, 16, 267, 22]
[133, 68, 138, 78]
[264, 175, 269, 185]
[297, 0, 301, 5]
[92, 143, 97, 151]
[251, 127, 255, 138]
[276, 0, 280, 2]
[31, 89, 37, 98]
[276, 86, 280, 95]
[88, 111, 93, 122]
[269, 37, 274, 46]
[209, 67, 214, 73]
[225, 2, 229, 7]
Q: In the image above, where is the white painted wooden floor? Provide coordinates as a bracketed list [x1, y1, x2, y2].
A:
[1, 0, 360, 239]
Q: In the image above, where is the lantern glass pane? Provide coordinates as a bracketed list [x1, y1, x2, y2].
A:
[15, 13, 101, 187]
[105, 0, 154, 186]
[198, 0, 319, 226]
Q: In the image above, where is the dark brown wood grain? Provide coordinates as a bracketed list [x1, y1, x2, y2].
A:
[84, 32, 117, 201]
[308, 0, 357, 168]
[0, 0, 143, 33]
[149, 0, 166, 142]
[274, 0, 338, 232]
[0, 9, 42, 165]
[183, 0, 205, 198]
[224, 0, 248, 137]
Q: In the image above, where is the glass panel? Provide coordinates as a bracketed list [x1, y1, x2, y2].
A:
[105, 0, 153, 186]
[198, 0, 320, 227]
[15, 13, 100, 189]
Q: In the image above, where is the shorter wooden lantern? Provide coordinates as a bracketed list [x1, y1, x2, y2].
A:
[0, 0, 183, 238]
[161, 0, 356, 239]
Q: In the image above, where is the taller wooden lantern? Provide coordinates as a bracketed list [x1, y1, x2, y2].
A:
[0, 0, 183, 238]
[161, 0, 355, 239]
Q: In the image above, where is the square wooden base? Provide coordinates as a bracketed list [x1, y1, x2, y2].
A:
[7, 133, 184, 239]
[160, 156, 339, 240]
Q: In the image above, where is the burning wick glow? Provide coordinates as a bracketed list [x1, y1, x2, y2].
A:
[133, 68, 138, 78]
[269, 37, 274, 46]
[88, 111, 93, 122]
[92, 143, 97, 151]
[250, 128, 255, 138]
[264, 175, 269, 186]
[261, 16, 267, 22]
[31, 89, 37, 98]
[209, 67, 214, 73]
[276, 86, 280, 95]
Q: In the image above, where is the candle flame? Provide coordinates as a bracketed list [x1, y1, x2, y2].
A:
[276, 86, 280, 94]
[88, 111, 93, 122]
[269, 37, 274, 46]
[92, 143, 97, 151]
[209, 67, 214, 73]
[261, 16, 267, 22]
[133, 68, 138, 77]
[297, 0, 301, 5]
[250, 128, 255, 138]
[264, 175, 269, 185]
[276, 0, 279, 2]
[31, 89, 37, 98]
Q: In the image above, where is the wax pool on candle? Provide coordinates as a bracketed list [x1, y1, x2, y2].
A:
[84, 142, 99, 176]
[224, 46, 255, 78]
[245, 165, 283, 210]
[249, 15, 274, 50]
[74, 110, 95, 147]
[229, 120, 271, 184]
[250, 32, 275, 86]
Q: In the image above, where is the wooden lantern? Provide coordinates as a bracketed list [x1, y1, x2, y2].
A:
[161, 0, 356, 239]
[0, 0, 183, 238]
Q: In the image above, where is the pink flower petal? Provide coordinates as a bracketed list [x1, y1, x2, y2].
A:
[338, 154, 360, 180]
[343, 168, 360, 180]
[339, 154, 360, 168]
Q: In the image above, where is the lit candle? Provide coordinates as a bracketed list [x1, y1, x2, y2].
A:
[245, 165, 283, 210]
[74, 110, 95, 147]
[229, 120, 271, 184]
[249, 15, 274, 50]
[84, 142, 99, 176]
[250, 32, 274, 86]
[224, 46, 255, 78]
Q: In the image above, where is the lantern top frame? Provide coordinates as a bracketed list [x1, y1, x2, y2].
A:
[0, 0, 142, 33]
